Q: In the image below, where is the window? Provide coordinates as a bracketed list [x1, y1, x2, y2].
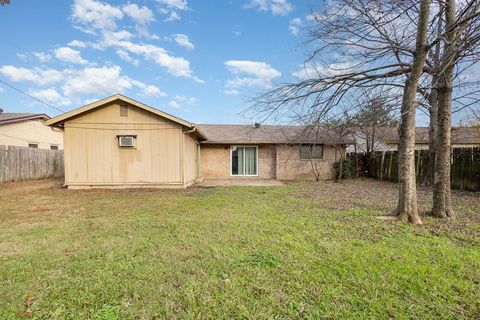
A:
[120, 104, 129, 117]
[231, 146, 257, 176]
[117, 135, 136, 148]
[300, 144, 323, 160]
[50, 145, 59, 150]
[28, 143, 38, 148]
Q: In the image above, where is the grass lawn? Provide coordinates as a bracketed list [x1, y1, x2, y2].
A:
[0, 179, 479, 319]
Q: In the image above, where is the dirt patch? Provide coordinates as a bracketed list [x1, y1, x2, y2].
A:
[297, 178, 478, 213]
[0, 178, 64, 195]
[296, 178, 480, 242]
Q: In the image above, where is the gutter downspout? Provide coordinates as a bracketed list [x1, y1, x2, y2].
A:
[184, 126, 197, 135]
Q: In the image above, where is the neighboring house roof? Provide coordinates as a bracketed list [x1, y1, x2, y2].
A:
[45, 93, 207, 140]
[381, 126, 480, 145]
[0, 113, 50, 125]
[196, 124, 352, 144]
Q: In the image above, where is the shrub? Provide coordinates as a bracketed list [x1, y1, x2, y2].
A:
[334, 158, 354, 180]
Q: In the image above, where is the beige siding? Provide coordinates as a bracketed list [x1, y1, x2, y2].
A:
[200, 144, 276, 179]
[0, 119, 63, 149]
[64, 102, 184, 187]
[276, 145, 342, 180]
[183, 133, 198, 184]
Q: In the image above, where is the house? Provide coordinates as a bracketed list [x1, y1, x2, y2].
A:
[46, 94, 349, 189]
[197, 124, 346, 180]
[381, 126, 480, 150]
[0, 110, 63, 149]
[347, 126, 480, 153]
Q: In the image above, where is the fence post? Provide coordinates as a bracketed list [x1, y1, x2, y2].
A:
[0, 145, 6, 183]
[380, 151, 385, 181]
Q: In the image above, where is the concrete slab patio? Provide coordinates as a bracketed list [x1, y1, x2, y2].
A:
[198, 178, 285, 187]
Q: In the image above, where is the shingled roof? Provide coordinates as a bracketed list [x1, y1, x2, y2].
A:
[0, 112, 50, 125]
[196, 124, 352, 144]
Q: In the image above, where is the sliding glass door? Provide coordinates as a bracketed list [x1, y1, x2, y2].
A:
[231, 146, 257, 176]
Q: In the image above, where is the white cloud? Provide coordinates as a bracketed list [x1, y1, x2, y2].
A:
[116, 49, 139, 66]
[168, 100, 181, 108]
[62, 65, 140, 97]
[33, 52, 52, 63]
[155, 0, 187, 22]
[68, 40, 87, 48]
[174, 95, 197, 104]
[270, 0, 294, 15]
[167, 94, 197, 108]
[0, 65, 64, 85]
[224, 89, 240, 95]
[0, 64, 166, 102]
[172, 34, 194, 50]
[68, 1, 200, 82]
[71, 0, 123, 33]
[111, 40, 202, 81]
[122, 3, 155, 37]
[30, 88, 71, 106]
[289, 17, 302, 36]
[155, 0, 188, 10]
[54, 47, 88, 64]
[245, 0, 293, 16]
[122, 3, 154, 25]
[164, 11, 180, 21]
[225, 60, 281, 88]
[102, 30, 134, 45]
[292, 63, 355, 80]
[16, 53, 28, 61]
[142, 85, 167, 97]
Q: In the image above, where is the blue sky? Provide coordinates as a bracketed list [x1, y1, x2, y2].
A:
[0, 0, 317, 124]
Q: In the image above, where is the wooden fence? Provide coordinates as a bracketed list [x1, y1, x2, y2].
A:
[0, 145, 64, 183]
[357, 147, 480, 191]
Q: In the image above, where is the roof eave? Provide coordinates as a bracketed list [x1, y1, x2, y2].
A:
[0, 114, 50, 125]
[45, 94, 194, 129]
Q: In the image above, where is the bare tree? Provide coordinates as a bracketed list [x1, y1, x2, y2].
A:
[349, 91, 399, 163]
[247, 0, 480, 223]
[428, 10, 443, 185]
[430, 0, 480, 218]
[396, 0, 432, 224]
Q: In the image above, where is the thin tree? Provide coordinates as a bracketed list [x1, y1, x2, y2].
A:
[350, 92, 398, 162]
[396, 0, 432, 224]
[431, 0, 480, 217]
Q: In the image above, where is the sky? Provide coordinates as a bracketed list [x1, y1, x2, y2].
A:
[0, 0, 318, 124]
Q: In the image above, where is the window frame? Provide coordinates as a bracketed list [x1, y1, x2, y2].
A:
[28, 143, 39, 148]
[299, 144, 324, 160]
[50, 145, 59, 150]
[230, 145, 259, 177]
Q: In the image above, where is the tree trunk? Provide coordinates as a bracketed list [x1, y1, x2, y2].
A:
[428, 82, 439, 185]
[433, 0, 455, 218]
[396, 0, 431, 224]
[338, 151, 344, 181]
[428, 14, 442, 185]
[354, 144, 359, 178]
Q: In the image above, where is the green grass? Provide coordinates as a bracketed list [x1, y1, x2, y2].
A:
[0, 179, 479, 319]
